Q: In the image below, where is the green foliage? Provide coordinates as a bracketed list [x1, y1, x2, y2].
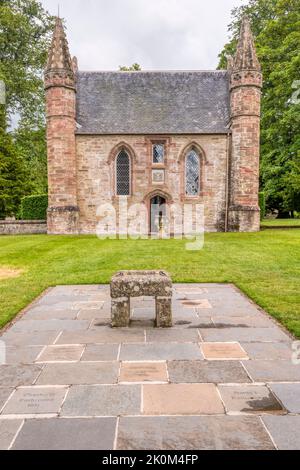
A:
[218, 0, 300, 215]
[119, 63, 142, 71]
[0, 1, 53, 218]
[20, 194, 48, 220]
[259, 192, 266, 220]
[0, 125, 31, 218]
[0, 0, 55, 127]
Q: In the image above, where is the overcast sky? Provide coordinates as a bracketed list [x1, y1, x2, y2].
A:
[40, 0, 247, 71]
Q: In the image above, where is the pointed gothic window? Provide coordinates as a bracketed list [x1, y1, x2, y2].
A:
[116, 150, 130, 196]
[185, 149, 200, 196]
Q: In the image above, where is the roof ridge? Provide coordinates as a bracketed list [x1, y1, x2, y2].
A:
[78, 70, 228, 74]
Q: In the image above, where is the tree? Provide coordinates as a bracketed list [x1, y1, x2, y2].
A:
[0, 119, 30, 218]
[0, 0, 54, 217]
[0, 0, 55, 128]
[219, 0, 300, 216]
[119, 63, 142, 71]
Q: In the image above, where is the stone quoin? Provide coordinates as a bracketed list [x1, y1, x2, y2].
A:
[45, 17, 262, 235]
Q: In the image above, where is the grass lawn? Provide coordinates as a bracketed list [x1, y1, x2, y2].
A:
[0, 231, 299, 338]
[261, 219, 300, 227]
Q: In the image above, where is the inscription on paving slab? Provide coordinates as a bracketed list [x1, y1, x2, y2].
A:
[119, 363, 168, 383]
[218, 385, 284, 414]
[201, 343, 249, 360]
[2, 387, 67, 414]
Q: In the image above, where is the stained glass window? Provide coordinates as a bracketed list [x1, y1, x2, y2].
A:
[116, 150, 130, 195]
[153, 144, 164, 164]
[185, 149, 200, 196]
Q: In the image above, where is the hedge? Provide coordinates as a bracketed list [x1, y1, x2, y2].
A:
[259, 192, 266, 221]
[21, 195, 48, 220]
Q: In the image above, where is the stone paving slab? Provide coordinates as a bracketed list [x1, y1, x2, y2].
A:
[120, 362, 168, 383]
[0, 388, 14, 411]
[240, 342, 293, 360]
[2, 386, 67, 415]
[77, 309, 108, 320]
[268, 383, 300, 413]
[201, 342, 248, 360]
[1, 331, 59, 347]
[36, 345, 85, 363]
[37, 362, 119, 385]
[61, 385, 141, 417]
[0, 365, 43, 387]
[0, 283, 297, 450]
[0, 419, 23, 450]
[10, 319, 90, 333]
[243, 360, 300, 382]
[212, 316, 274, 328]
[168, 360, 251, 384]
[262, 416, 300, 450]
[24, 308, 79, 320]
[218, 385, 284, 414]
[81, 344, 119, 362]
[120, 343, 203, 361]
[146, 329, 200, 343]
[57, 328, 145, 345]
[12, 418, 116, 450]
[200, 327, 291, 343]
[143, 384, 224, 415]
[5, 346, 43, 364]
[117, 416, 275, 450]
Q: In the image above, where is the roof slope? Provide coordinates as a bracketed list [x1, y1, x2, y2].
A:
[76, 71, 230, 135]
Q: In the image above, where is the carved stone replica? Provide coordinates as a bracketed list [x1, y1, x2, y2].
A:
[110, 271, 173, 328]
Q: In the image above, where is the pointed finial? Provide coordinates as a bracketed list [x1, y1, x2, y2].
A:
[45, 16, 75, 89]
[233, 16, 261, 71]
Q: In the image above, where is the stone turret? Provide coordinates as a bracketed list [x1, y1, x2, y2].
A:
[228, 17, 262, 232]
[45, 18, 79, 234]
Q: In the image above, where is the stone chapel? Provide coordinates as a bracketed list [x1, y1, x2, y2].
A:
[45, 17, 262, 235]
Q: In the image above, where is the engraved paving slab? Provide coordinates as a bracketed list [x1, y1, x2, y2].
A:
[0, 283, 298, 450]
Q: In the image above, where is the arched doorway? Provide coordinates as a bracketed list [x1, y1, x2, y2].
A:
[150, 195, 167, 234]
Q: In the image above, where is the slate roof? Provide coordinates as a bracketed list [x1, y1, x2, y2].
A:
[76, 71, 230, 135]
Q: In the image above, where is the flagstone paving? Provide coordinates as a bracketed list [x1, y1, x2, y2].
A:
[0, 283, 299, 450]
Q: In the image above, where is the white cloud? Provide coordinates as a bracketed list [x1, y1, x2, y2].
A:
[41, 0, 247, 70]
